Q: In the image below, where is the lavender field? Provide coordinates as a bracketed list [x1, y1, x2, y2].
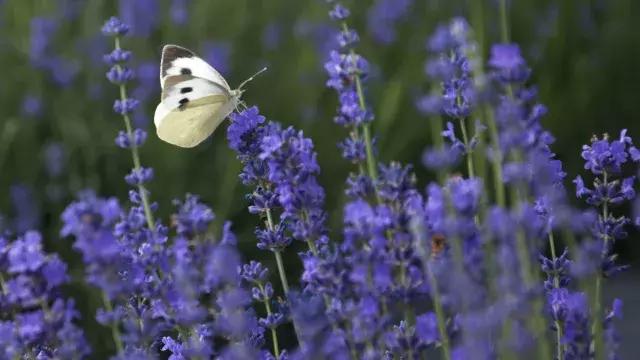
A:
[1, 0, 639, 359]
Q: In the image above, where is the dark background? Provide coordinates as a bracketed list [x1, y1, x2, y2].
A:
[0, 0, 638, 357]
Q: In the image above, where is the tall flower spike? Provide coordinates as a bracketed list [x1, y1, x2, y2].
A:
[102, 16, 154, 231]
[573, 130, 637, 360]
[228, 106, 334, 355]
[324, 1, 378, 188]
[418, 18, 480, 175]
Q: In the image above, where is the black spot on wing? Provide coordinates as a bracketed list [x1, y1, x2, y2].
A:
[161, 45, 195, 77]
[178, 98, 189, 110]
[180, 68, 192, 75]
[180, 87, 193, 94]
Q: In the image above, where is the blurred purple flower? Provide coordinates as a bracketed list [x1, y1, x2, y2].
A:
[202, 41, 231, 76]
[118, 0, 158, 37]
[21, 95, 42, 118]
[367, 0, 413, 44]
[263, 22, 282, 50]
[101, 16, 130, 36]
[10, 184, 40, 234]
[489, 44, 530, 83]
[170, 0, 191, 26]
[29, 17, 57, 68]
[43, 142, 65, 178]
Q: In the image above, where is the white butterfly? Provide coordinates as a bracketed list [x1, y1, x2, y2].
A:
[154, 44, 265, 148]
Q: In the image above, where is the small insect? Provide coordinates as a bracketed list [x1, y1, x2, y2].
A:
[154, 44, 266, 148]
[431, 234, 447, 258]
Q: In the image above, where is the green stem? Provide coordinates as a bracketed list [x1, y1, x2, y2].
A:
[340, 22, 378, 185]
[429, 115, 447, 184]
[593, 171, 608, 360]
[259, 283, 281, 357]
[499, 0, 510, 43]
[102, 292, 124, 354]
[114, 36, 155, 231]
[265, 208, 290, 293]
[485, 108, 506, 207]
[547, 232, 564, 360]
[273, 251, 289, 294]
[458, 117, 475, 179]
[426, 262, 451, 360]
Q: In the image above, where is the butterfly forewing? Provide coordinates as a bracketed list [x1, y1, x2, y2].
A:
[160, 45, 194, 82]
[161, 75, 230, 110]
[160, 44, 230, 91]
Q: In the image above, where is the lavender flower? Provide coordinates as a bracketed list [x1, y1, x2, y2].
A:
[118, 0, 158, 37]
[170, 0, 190, 26]
[202, 41, 231, 76]
[43, 142, 66, 178]
[228, 105, 328, 258]
[572, 130, 637, 359]
[21, 95, 43, 118]
[574, 130, 638, 278]
[417, 18, 480, 173]
[10, 184, 41, 234]
[19, 7, 635, 360]
[488, 44, 530, 83]
[367, 0, 413, 45]
[28, 15, 80, 87]
[324, 1, 378, 188]
[240, 261, 285, 357]
[103, 17, 155, 231]
[0, 231, 89, 358]
[29, 17, 57, 69]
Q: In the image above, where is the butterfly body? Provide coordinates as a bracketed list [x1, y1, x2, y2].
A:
[154, 45, 242, 148]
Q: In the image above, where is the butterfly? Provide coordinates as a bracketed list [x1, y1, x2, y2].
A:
[154, 44, 265, 148]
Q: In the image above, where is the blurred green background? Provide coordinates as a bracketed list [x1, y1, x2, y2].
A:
[1, 0, 639, 357]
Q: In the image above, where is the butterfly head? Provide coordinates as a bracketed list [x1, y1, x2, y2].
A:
[230, 88, 244, 98]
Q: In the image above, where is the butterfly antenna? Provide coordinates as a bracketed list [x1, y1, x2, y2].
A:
[237, 67, 268, 90]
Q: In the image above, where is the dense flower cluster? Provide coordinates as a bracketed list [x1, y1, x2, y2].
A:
[228, 106, 328, 252]
[4, 8, 635, 359]
[61, 191, 266, 358]
[0, 231, 89, 358]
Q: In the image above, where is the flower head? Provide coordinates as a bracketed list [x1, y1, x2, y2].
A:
[102, 17, 130, 36]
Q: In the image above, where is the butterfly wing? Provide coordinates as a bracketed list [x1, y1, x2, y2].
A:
[158, 74, 230, 114]
[154, 94, 238, 148]
[155, 44, 240, 148]
[160, 44, 230, 91]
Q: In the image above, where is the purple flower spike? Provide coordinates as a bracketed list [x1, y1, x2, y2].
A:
[113, 98, 139, 114]
[329, 4, 350, 20]
[103, 48, 132, 64]
[101, 17, 130, 36]
[489, 44, 530, 83]
[106, 66, 135, 84]
[124, 166, 154, 185]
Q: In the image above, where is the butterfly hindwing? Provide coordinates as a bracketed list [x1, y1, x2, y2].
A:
[160, 44, 230, 90]
[155, 94, 236, 148]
